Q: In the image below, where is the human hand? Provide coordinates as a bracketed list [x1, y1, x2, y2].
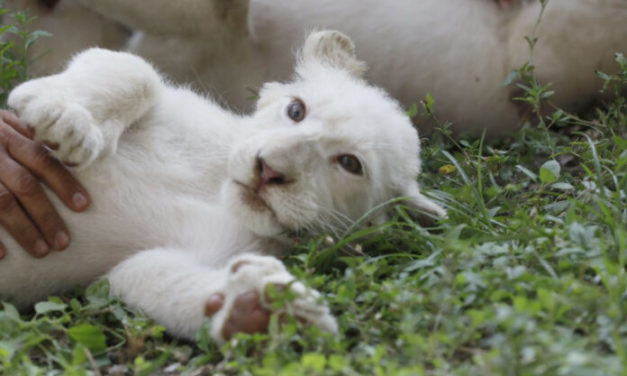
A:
[0, 110, 90, 259]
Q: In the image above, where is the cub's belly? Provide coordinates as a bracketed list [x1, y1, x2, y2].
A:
[0, 193, 223, 308]
[0, 168, 221, 309]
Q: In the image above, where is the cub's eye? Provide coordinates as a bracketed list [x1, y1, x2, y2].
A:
[287, 99, 306, 122]
[337, 154, 363, 175]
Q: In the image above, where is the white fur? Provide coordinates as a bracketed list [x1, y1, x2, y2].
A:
[7, 0, 627, 133]
[0, 31, 442, 343]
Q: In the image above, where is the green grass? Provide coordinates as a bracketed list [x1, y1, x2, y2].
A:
[0, 4, 50, 105]
[0, 5, 626, 376]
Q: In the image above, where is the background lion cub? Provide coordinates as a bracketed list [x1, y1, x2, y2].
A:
[6, 0, 627, 133]
[0, 31, 444, 343]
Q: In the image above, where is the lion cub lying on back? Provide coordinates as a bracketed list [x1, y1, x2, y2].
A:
[0, 31, 444, 343]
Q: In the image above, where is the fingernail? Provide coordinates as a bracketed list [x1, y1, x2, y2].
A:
[34, 239, 49, 257]
[55, 231, 69, 250]
[72, 192, 88, 209]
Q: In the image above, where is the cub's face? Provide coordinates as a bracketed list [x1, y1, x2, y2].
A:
[223, 31, 445, 237]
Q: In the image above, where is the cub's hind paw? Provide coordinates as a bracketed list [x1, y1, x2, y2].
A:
[8, 79, 105, 168]
[207, 254, 338, 343]
[205, 291, 271, 340]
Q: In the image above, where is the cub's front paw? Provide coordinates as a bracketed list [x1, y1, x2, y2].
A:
[207, 255, 338, 343]
[8, 78, 104, 168]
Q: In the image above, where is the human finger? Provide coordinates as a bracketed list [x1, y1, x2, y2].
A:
[0, 110, 33, 139]
[4, 127, 90, 212]
[0, 155, 70, 251]
[0, 181, 50, 257]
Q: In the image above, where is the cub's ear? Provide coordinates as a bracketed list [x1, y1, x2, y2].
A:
[300, 30, 367, 78]
[401, 185, 447, 226]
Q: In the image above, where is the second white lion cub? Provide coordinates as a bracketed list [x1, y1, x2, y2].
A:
[0, 31, 444, 343]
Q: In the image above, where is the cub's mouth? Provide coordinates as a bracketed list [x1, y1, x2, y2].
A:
[234, 181, 276, 215]
[233, 155, 294, 216]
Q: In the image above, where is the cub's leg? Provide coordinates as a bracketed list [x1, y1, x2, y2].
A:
[106, 249, 337, 343]
[8, 49, 161, 168]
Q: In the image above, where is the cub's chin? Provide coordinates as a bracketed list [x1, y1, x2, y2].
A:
[221, 179, 285, 237]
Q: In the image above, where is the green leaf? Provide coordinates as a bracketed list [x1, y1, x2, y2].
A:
[72, 344, 88, 366]
[34, 301, 67, 315]
[537, 288, 555, 311]
[85, 280, 111, 309]
[425, 92, 435, 109]
[539, 160, 560, 183]
[0, 340, 17, 360]
[501, 69, 520, 86]
[516, 164, 538, 181]
[70, 298, 82, 312]
[612, 136, 627, 150]
[328, 354, 348, 372]
[551, 182, 574, 191]
[302, 353, 326, 372]
[195, 318, 214, 353]
[0, 24, 13, 34]
[67, 324, 107, 352]
[406, 103, 418, 118]
[2, 302, 20, 321]
[25, 29, 52, 49]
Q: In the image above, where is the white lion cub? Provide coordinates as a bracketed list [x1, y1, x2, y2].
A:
[0, 31, 444, 343]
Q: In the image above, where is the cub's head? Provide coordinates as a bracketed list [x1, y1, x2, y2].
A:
[224, 31, 445, 237]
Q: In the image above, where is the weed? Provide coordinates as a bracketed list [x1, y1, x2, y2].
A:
[0, 2, 50, 106]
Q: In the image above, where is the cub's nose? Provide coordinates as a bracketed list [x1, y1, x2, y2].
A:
[256, 157, 288, 188]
